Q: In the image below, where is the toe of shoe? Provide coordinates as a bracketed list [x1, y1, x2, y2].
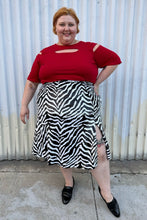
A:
[107, 198, 120, 217]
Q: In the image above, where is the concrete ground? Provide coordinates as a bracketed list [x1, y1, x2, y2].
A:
[0, 160, 147, 220]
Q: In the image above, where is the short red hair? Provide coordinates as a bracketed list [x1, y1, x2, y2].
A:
[53, 7, 80, 34]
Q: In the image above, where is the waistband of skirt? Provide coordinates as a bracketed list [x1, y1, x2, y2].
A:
[43, 80, 94, 87]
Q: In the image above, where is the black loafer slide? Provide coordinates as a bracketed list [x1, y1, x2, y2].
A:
[62, 177, 75, 205]
[98, 186, 120, 217]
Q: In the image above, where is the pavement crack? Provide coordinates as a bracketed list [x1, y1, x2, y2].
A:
[91, 173, 99, 220]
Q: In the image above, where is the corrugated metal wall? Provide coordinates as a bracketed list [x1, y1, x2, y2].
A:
[0, 0, 147, 160]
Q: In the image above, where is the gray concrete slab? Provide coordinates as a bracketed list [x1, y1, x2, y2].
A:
[0, 172, 97, 220]
[0, 160, 147, 220]
[93, 174, 147, 220]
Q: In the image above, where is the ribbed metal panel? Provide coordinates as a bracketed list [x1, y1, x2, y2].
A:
[0, 0, 147, 160]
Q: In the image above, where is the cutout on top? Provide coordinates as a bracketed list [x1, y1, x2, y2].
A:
[93, 44, 100, 52]
[55, 49, 79, 53]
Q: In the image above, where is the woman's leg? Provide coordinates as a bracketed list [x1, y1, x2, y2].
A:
[91, 126, 113, 202]
[60, 167, 74, 205]
[60, 167, 74, 187]
[91, 127, 120, 217]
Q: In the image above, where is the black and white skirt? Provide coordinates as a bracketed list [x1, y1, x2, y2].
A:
[32, 80, 111, 169]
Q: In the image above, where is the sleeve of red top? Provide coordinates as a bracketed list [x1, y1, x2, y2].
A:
[27, 54, 40, 83]
[94, 45, 122, 68]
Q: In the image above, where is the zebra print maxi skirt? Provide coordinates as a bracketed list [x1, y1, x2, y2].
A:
[32, 80, 111, 169]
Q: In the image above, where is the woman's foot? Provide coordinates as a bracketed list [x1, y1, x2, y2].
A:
[98, 186, 120, 217]
[99, 187, 113, 203]
[62, 177, 75, 205]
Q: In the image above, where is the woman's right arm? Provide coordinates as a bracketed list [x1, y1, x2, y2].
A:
[20, 80, 39, 124]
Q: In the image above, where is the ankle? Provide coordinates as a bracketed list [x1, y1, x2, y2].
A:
[65, 177, 74, 187]
[100, 189, 113, 203]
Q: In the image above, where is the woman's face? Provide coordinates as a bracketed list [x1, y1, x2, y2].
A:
[55, 15, 78, 45]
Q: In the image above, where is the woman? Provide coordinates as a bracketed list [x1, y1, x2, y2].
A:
[20, 7, 121, 217]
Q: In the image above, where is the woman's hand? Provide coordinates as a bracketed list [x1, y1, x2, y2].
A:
[20, 80, 38, 124]
[94, 83, 99, 96]
[20, 105, 29, 124]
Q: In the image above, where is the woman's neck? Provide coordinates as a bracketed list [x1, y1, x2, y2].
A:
[57, 40, 79, 46]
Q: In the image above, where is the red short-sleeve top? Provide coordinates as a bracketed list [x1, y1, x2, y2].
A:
[27, 41, 122, 84]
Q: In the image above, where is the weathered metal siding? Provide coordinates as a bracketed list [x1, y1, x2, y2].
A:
[0, 0, 147, 160]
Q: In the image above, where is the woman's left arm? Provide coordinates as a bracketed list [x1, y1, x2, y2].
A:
[94, 65, 118, 95]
